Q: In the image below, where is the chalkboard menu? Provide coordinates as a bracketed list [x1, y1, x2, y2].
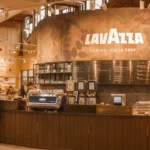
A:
[91, 61, 112, 84]
[73, 61, 90, 80]
[135, 61, 150, 84]
[113, 61, 135, 84]
[72, 60, 150, 84]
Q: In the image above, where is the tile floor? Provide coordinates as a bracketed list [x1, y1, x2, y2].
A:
[0, 143, 44, 150]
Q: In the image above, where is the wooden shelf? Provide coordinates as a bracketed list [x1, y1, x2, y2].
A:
[33, 61, 72, 85]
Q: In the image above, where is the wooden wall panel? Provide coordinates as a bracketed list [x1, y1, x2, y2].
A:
[139, 118, 148, 150]
[131, 117, 140, 150]
[95, 116, 107, 150]
[81, 116, 89, 150]
[115, 116, 123, 150]
[1, 111, 150, 150]
[65, 115, 75, 150]
[20, 113, 27, 146]
[59, 115, 66, 149]
[31, 113, 38, 148]
[37, 114, 44, 149]
[43, 114, 49, 149]
[122, 117, 132, 150]
[25, 113, 32, 147]
[73, 115, 82, 150]
[15, 112, 38, 148]
[52, 115, 60, 149]
[7, 113, 15, 144]
[148, 117, 150, 150]
[1, 112, 15, 144]
[65, 115, 87, 150]
[15, 113, 21, 145]
[88, 116, 96, 150]
[0, 112, 3, 142]
[107, 116, 116, 150]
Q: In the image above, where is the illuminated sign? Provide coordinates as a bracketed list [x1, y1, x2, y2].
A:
[85, 28, 144, 45]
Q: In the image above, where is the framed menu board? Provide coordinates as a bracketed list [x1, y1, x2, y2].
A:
[91, 61, 113, 84]
[76, 80, 86, 91]
[73, 61, 91, 80]
[113, 60, 135, 84]
[72, 60, 150, 85]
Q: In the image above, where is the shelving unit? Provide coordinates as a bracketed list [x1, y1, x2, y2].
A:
[21, 70, 34, 85]
[33, 61, 72, 85]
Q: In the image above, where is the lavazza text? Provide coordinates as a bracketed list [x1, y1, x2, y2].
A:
[84, 28, 144, 45]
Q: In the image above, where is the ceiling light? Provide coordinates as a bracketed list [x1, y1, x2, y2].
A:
[0, 8, 4, 13]
[148, 3, 150, 8]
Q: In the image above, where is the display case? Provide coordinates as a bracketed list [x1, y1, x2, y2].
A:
[132, 101, 150, 116]
[33, 61, 72, 85]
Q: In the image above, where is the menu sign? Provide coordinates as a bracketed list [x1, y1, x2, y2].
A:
[72, 60, 150, 85]
[91, 61, 112, 84]
[113, 61, 134, 84]
[73, 61, 91, 80]
[135, 61, 150, 84]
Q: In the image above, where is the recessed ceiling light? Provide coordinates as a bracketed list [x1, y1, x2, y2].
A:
[0, 8, 4, 13]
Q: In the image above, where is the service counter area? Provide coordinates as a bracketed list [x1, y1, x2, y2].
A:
[0, 100, 26, 111]
[0, 110, 149, 150]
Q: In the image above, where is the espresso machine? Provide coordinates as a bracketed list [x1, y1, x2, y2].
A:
[27, 89, 65, 111]
[86, 80, 97, 105]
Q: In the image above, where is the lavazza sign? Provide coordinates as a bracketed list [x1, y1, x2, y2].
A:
[84, 28, 144, 53]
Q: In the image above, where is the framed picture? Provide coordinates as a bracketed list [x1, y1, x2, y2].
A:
[87, 81, 97, 91]
[76, 80, 86, 91]
[66, 80, 75, 91]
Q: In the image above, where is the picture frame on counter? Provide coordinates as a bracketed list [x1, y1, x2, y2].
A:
[76, 80, 86, 91]
[66, 80, 75, 92]
[87, 80, 97, 91]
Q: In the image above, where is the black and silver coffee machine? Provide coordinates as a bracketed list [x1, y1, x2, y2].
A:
[27, 90, 65, 111]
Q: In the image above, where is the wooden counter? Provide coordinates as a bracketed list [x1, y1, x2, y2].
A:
[0, 100, 26, 110]
[0, 110, 149, 150]
[96, 105, 132, 115]
[64, 104, 96, 113]
[64, 105, 132, 115]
